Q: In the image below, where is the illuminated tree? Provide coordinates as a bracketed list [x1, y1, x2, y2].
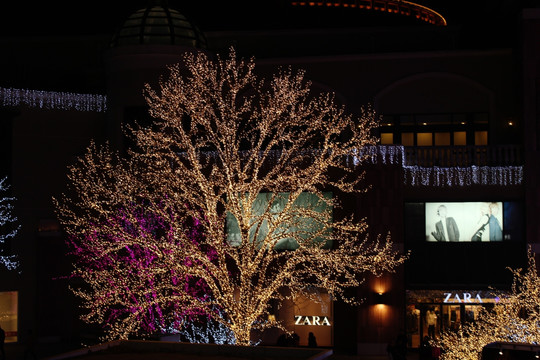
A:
[0, 177, 19, 271]
[64, 204, 221, 342]
[434, 247, 540, 360]
[54, 48, 407, 345]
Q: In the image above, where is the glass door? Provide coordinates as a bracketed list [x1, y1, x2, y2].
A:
[441, 304, 461, 333]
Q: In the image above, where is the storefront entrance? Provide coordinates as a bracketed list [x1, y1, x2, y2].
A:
[0, 291, 18, 342]
[406, 290, 498, 348]
[271, 289, 333, 347]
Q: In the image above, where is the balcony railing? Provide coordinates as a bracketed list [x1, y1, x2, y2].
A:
[403, 145, 523, 167]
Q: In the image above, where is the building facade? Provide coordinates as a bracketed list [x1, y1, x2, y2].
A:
[0, 0, 537, 357]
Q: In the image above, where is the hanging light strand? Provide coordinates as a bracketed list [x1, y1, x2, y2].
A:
[0, 87, 107, 112]
[403, 165, 523, 187]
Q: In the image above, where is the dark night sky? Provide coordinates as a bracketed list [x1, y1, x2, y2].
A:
[0, 0, 537, 39]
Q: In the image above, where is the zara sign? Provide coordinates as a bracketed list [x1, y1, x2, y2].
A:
[294, 315, 331, 326]
[443, 292, 483, 303]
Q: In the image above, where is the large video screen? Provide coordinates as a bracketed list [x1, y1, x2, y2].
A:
[425, 202, 504, 242]
[226, 192, 333, 250]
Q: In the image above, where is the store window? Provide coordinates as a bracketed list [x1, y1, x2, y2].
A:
[0, 291, 18, 342]
[405, 290, 498, 348]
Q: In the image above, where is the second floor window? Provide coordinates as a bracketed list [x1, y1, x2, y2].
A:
[379, 112, 488, 146]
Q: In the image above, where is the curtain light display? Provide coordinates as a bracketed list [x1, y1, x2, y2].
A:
[349, 145, 405, 166]
[403, 165, 523, 187]
[0, 83, 522, 188]
[55, 48, 407, 345]
[0, 177, 19, 271]
[434, 247, 540, 360]
[0, 87, 107, 112]
[184, 146, 523, 187]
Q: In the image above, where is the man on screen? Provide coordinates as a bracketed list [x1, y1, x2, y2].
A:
[488, 202, 503, 241]
[431, 205, 460, 241]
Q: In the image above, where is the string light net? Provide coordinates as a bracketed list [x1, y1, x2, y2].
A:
[0, 177, 19, 271]
[434, 247, 540, 360]
[54, 48, 408, 345]
[0, 87, 107, 112]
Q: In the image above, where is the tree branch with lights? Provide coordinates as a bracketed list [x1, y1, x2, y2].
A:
[434, 247, 540, 360]
[0, 177, 19, 271]
[54, 48, 408, 345]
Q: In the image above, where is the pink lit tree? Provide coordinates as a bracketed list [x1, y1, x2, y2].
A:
[65, 203, 227, 341]
[55, 48, 408, 345]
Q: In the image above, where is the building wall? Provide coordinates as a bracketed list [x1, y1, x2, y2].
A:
[0, 4, 535, 357]
[5, 105, 106, 343]
[522, 9, 540, 258]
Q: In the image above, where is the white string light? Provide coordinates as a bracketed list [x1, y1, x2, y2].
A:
[0, 87, 107, 112]
[0, 177, 19, 271]
[349, 145, 405, 166]
[403, 165, 523, 187]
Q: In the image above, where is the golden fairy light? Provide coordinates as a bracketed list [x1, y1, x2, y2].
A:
[54, 48, 407, 345]
[434, 247, 540, 360]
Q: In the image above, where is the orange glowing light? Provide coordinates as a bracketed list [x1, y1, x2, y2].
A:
[289, 0, 447, 26]
[374, 286, 386, 294]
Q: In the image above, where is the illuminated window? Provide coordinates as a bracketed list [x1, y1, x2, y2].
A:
[417, 133, 433, 146]
[380, 133, 394, 144]
[0, 291, 18, 343]
[453, 131, 466, 145]
[402, 133, 414, 146]
[377, 112, 489, 146]
[434, 132, 451, 146]
[475, 131, 488, 145]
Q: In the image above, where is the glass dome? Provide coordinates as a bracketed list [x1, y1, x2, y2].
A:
[110, 3, 207, 48]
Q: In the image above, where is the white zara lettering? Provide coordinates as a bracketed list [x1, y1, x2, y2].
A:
[294, 315, 331, 326]
[443, 292, 483, 303]
[444, 292, 452, 303]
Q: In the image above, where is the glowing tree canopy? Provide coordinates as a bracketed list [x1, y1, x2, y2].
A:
[54, 48, 408, 345]
[0, 177, 19, 271]
[434, 247, 540, 360]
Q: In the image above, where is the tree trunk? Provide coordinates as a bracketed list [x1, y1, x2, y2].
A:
[231, 321, 253, 346]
